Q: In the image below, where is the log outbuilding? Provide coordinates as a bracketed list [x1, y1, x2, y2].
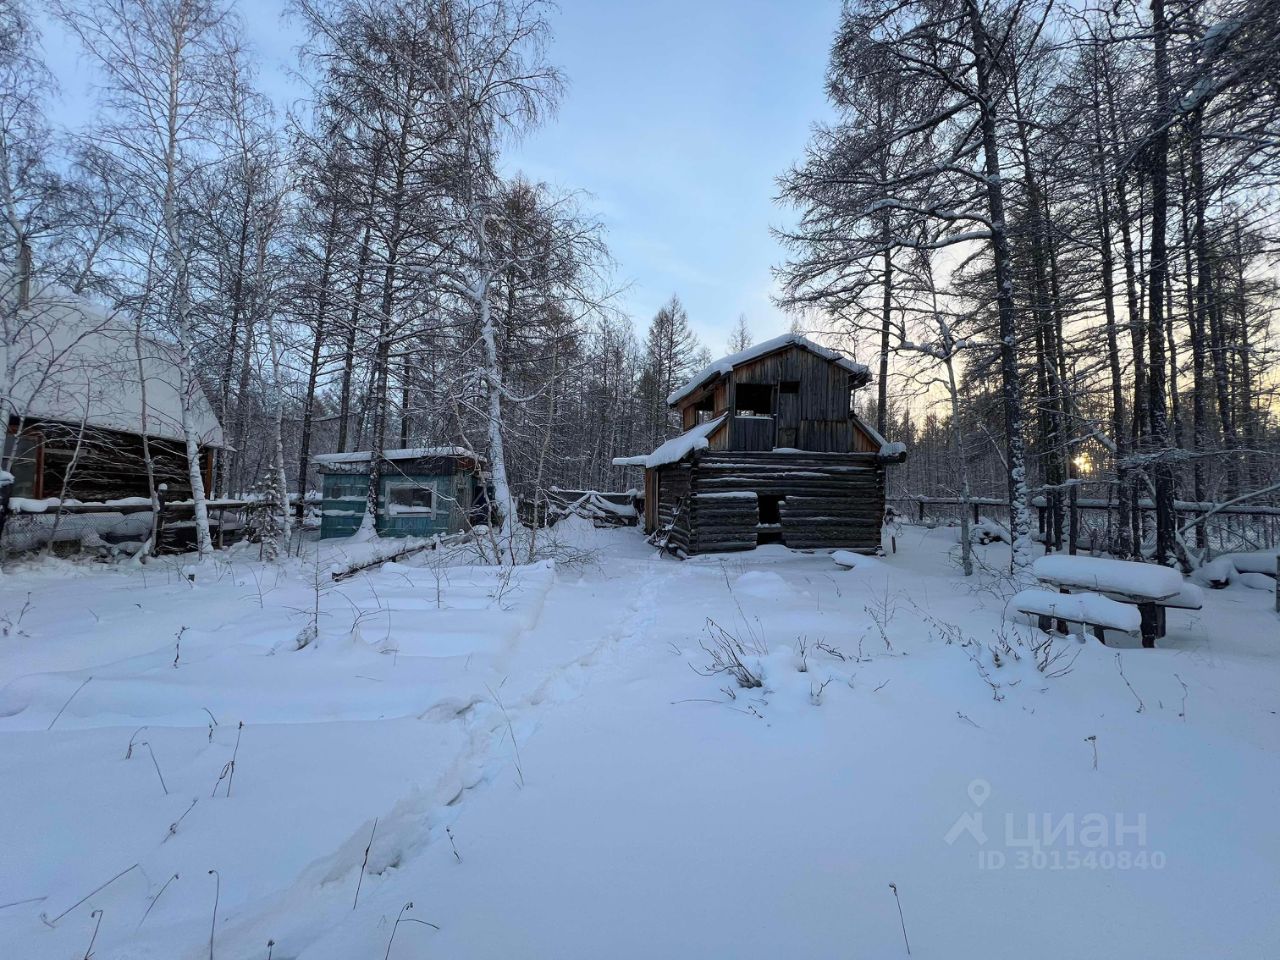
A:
[2, 281, 224, 503]
[616, 334, 905, 556]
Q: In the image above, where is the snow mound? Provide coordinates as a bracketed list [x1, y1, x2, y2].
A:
[733, 570, 789, 598]
[832, 550, 890, 571]
[1194, 549, 1279, 589]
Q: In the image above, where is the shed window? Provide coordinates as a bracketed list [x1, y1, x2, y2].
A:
[387, 482, 434, 515]
[735, 383, 774, 417]
[779, 380, 799, 394]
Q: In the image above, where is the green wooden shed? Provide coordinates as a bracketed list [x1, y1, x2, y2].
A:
[313, 447, 486, 540]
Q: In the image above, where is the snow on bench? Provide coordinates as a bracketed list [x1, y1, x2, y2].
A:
[1033, 555, 1183, 601]
[1161, 582, 1206, 611]
[1011, 588, 1141, 637]
[1032, 555, 1203, 648]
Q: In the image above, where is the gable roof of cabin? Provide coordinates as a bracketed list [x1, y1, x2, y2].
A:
[666, 333, 870, 407]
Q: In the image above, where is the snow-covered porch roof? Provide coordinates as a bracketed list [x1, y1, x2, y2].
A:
[612, 416, 727, 470]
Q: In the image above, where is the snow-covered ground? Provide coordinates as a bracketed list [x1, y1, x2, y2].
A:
[1, 523, 1277, 958]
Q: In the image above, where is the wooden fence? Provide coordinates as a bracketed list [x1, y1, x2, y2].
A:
[888, 494, 1280, 554]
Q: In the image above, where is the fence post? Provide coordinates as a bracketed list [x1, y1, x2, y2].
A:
[1068, 485, 1079, 556]
[155, 484, 167, 552]
[918, 500, 925, 524]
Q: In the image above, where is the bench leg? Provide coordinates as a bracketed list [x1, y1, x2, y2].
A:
[1139, 604, 1157, 648]
[1092, 624, 1107, 645]
[1037, 614, 1052, 633]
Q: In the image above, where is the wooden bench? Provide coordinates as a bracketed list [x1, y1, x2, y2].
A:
[1011, 588, 1141, 644]
[1031, 556, 1204, 648]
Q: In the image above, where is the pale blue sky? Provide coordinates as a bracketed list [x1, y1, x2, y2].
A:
[38, 0, 840, 353]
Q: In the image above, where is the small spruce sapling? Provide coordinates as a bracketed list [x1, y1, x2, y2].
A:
[246, 474, 284, 561]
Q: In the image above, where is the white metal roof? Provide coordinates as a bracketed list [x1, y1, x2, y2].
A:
[3, 278, 225, 447]
[312, 446, 478, 467]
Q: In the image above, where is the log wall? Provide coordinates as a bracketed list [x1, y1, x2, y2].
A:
[688, 491, 758, 553]
[679, 450, 886, 556]
[653, 461, 693, 554]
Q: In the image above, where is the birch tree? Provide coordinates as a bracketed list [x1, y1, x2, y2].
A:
[54, 0, 244, 560]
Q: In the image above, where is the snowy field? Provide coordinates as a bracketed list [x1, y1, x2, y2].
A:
[1, 523, 1277, 959]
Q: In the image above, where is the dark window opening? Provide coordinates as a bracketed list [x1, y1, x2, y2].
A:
[694, 395, 717, 424]
[779, 380, 800, 394]
[758, 495, 782, 524]
[757, 495, 783, 544]
[735, 383, 774, 417]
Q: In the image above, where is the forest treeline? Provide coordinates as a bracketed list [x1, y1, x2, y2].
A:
[3, 0, 1278, 568]
[778, 0, 1279, 569]
[2, 0, 718, 557]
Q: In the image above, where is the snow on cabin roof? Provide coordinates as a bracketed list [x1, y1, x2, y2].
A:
[666, 333, 871, 407]
[2, 274, 225, 447]
[612, 415, 726, 469]
[312, 446, 478, 467]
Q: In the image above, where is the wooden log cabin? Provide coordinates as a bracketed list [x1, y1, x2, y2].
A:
[2, 278, 225, 505]
[616, 334, 905, 556]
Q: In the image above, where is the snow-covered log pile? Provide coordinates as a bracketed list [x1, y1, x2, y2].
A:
[544, 490, 638, 528]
